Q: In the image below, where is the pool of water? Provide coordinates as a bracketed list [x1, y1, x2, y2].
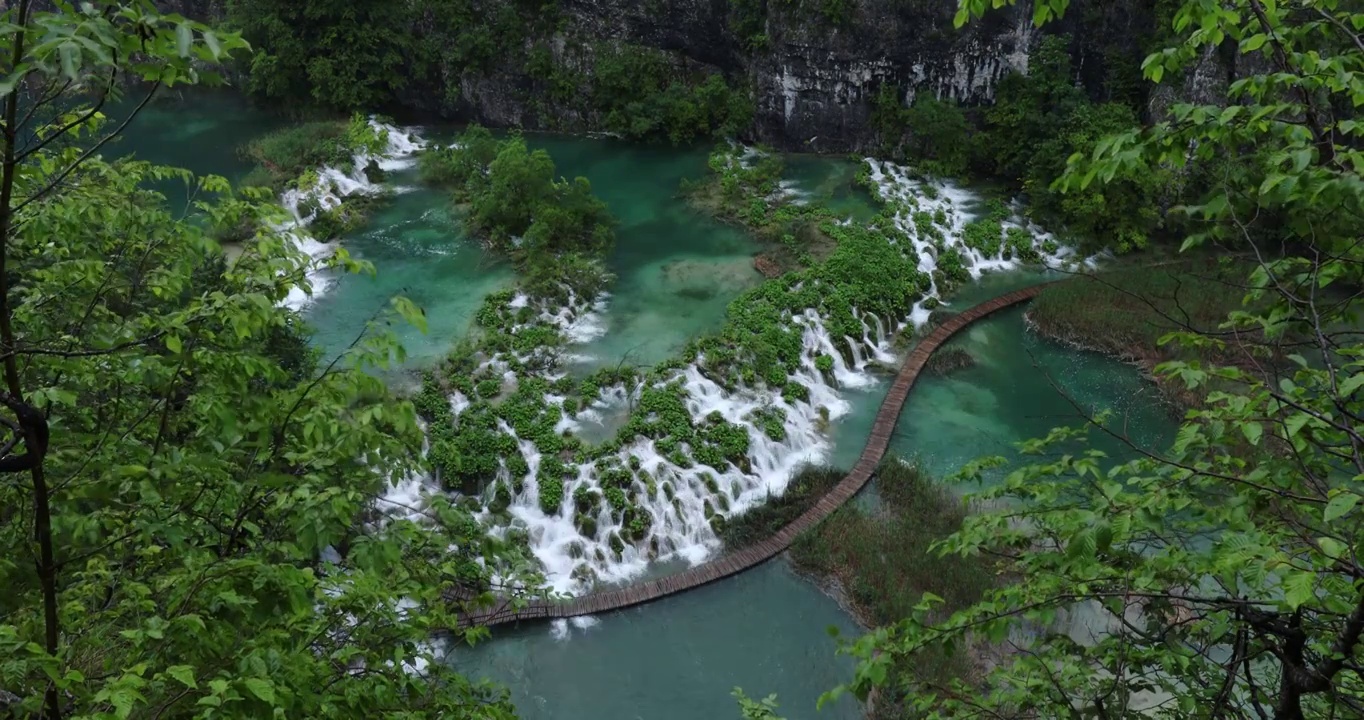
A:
[453, 561, 863, 720]
[111, 91, 286, 188]
[301, 179, 516, 369]
[781, 154, 880, 223]
[526, 136, 765, 371]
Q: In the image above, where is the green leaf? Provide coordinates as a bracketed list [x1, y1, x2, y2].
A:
[1241, 34, 1268, 52]
[0, 63, 30, 97]
[166, 665, 196, 689]
[1318, 537, 1348, 561]
[953, 5, 970, 28]
[59, 43, 79, 81]
[1283, 571, 1317, 610]
[203, 30, 221, 57]
[109, 688, 136, 719]
[175, 22, 193, 58]
[1324, 492, 1359, 523]
[166, 335, 182, 354]
[1260, 174, 1288, 196]
[1241, 421, 1262, 446]
[1339, 373, 1364, 397]
[243, 677, 275, 704]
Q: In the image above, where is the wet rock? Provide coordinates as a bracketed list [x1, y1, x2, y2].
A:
[575, 513, 598, 539]
[363, 159, 386, 183]
[754, 253, 783, 278]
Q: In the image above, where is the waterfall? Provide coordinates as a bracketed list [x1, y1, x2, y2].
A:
[423, 155, 1095, 597]
[276, 118, 425, 311]
[860, 158, 1091, 322]
[461, 296, 908, 595]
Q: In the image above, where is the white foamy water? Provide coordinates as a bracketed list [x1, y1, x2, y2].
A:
[472, 298, 908, 595]
[861, 158, 1093, 326]
[278, 118, 425, 310]
[399, 151, 1087, 600]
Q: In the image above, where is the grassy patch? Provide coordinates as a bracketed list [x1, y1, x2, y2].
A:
[239, 121, 350, 191]
[1027, 258, 1272, 407]
[718, 465, 843, 549]
[239, 113, 393, 192]
[924, 346, 975, 376]
[791, 458, 995, 716]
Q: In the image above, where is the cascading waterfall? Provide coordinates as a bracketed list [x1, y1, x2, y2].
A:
[862, 158, 1094, 325]
[411, 151, 1090, 599]
[277, 118, 425, 310]
[475, 298, 904, 595]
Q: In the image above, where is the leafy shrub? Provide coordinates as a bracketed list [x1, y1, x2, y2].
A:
[592, 44, 754, 144]
[962, 219, 1003, 257]
[538, 474, 564, 514]
[239, 121, 350, 189]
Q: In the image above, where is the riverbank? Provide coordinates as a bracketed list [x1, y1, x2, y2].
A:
[1025, 258, 1265, 410]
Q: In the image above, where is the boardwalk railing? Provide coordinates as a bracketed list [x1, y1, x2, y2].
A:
[459, 285, 1050, 628]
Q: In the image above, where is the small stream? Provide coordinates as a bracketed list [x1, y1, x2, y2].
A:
[119, 94, 1175, 720]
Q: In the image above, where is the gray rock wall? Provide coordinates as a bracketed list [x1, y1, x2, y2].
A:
[160, 0, 1160, 151]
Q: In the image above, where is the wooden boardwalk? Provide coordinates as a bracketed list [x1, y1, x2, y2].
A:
[459, 285, 1049, 628]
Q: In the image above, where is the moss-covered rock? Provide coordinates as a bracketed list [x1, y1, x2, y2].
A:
[575, 512, 598, 539]
[925, 346, 976, 376]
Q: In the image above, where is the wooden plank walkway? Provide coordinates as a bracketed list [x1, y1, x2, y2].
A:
[458, 284, 1050, 628]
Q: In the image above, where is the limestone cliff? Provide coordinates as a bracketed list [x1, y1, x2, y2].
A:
[166, 0, 1162, 152]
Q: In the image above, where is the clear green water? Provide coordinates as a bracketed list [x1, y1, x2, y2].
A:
[781, 154, 880, 223]
[526, 136, 764, 370]
[302, 177, 515, 370]
[120, 98, 1176, 720]
[110, 92, 286, 191]
[453, 561, 864, 720]
[893, 305, 1174, 481]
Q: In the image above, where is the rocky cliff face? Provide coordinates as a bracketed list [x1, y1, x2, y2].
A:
[168, 0, 1157, 152]
[751, 2, 1039, 152]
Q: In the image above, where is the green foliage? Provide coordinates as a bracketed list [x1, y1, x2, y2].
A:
[872, 88, 970, 177]
[728, 0, 770, 49]
[238, 113, 393, 198]
[773, 0, 855, 27]
[734, 688, 786, 720]
[538, 473, 565, 514]
[228, 0, 416, 110]
[793, 459, 992, 701]
[435, 128, 616, 274]
[829, 2, 1364, 718]
[308, 196, 376, 241]
[239, 121, 349, 189]
[719, 465, 843, 549]
[0, 6, 533, 718]
[419, 125, 500, 187]
[591, 43, 754, 144]
[960, 218, 1002, 256]
[977, 35, 1165, 252]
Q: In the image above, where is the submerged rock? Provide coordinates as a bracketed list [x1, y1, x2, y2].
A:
[925, 347, 976, 377]
[753, 253, 783, 278]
